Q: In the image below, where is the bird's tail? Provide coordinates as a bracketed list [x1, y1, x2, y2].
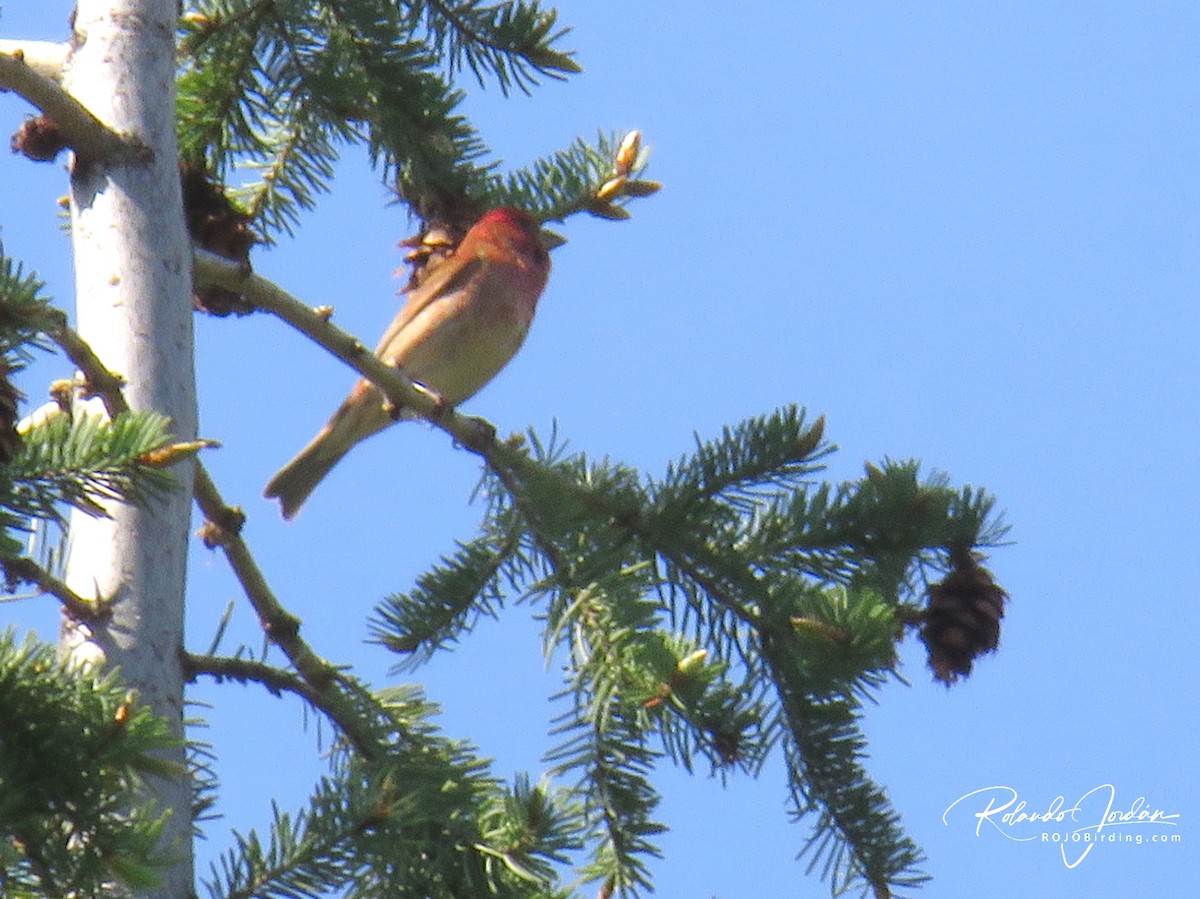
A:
[263, 431, 348, 520]
[264, 382, 391, 518]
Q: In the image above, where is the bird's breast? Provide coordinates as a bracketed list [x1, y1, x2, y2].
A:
[392, 277, 535, 405]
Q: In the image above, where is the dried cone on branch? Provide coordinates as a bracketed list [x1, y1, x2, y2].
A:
[10, 115, 70, 162]
[181, 164, 256, 315]
[921, 546, 1007, 684]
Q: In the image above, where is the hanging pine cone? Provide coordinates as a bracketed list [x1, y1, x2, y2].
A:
[0, 357, 24, 464]
[710, 727, 743, 766]
[921, 546, 1007, 685]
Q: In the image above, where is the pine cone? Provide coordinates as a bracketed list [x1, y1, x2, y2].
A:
[711, 727, 743, 765]
[182, 163, 256, 316]
[11, 115, 69, 162]
[921, 547, 1007, 685]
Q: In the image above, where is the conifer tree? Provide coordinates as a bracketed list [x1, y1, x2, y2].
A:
[0, 3, 1008, 898]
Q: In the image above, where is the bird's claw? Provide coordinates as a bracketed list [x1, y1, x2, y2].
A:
[427, 394, 452, 424]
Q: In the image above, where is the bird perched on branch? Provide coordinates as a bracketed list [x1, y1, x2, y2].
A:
[264, 207, 551, 519]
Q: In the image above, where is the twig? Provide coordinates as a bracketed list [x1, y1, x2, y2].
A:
[45, 316, 384, 758]
[192, 247, 502, 452]
[182, 651, 379, 758]
[44, 309, 130, 416]
[183, 652, 314, 699]
[472, 441, 573, 571]
[0, 47, 146, 164]
[191, 465, 338, 692]
[424, 0, 528, 61]
[0, 555, 110, 621]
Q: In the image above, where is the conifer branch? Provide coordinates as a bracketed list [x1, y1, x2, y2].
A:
[0, 633, 180, 891]
[544, 585, 667, 894]
[43, 309, 131, 418]
[763, 640, 926, 898]
[183, 652, 317, 704]
[421, 0, 581, 93]
[0, 554, 109, 621]
[207, 796, 367, 899]
[190, 469, 409, 764]
[183, 652, 384, 759]
[191, 466, 339, 693]
[474, 444, 574, 572]
[44, 314, 389, 760]
[178, 0, 649, 238]
[177, 2, 278, 167]
[358, 390, 1002, 895]
[237, 100, 341, 240]
[0, 48, 146, 164]
[368, 527, 521, 662]
[648, 543, 762, 630]
[488, 131, 660, 225]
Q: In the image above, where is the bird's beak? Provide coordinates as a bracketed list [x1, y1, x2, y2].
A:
[538, 228, 568, 251]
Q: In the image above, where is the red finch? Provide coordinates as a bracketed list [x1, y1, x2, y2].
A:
[265, 207, 551, 518]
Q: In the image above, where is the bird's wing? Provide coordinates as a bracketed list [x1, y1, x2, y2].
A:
[373, 254, 487, 356]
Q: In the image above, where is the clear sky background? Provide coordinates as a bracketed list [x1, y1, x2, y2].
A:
[1, 2, 1196, 896]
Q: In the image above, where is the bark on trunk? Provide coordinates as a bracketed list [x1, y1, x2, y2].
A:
[60, 2, 197, 894]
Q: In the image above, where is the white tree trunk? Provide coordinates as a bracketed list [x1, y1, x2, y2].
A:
[60, 1, 197, 894]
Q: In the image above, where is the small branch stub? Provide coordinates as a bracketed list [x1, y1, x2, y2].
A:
[0, 49, 148, 165]
[0, 40, 70, 79]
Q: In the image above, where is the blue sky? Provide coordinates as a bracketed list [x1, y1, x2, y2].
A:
[1, 2, 1196, 896]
